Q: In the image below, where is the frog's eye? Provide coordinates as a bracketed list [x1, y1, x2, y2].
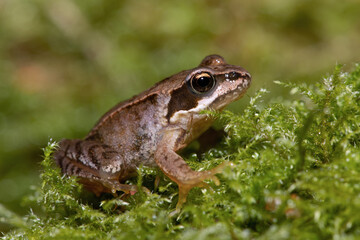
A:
[190, 72, 215, 94]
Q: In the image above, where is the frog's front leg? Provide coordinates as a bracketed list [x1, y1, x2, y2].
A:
[54, 139, 137, 195]
[155, 129, 228, 211]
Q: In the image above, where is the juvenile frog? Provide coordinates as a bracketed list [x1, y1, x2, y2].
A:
[54, 55, 251, 210]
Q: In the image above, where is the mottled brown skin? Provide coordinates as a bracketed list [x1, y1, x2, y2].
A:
[54, 55, 251, 210]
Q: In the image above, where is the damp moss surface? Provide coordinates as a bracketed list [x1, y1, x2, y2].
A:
[1, 64, 360, 239]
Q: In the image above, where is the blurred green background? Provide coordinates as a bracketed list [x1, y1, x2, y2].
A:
[0, 0, 359, 233]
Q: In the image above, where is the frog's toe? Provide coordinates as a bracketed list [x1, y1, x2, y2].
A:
[208, 175, 220, 186]
[175, 181, 211, 210]
[211, 161, 232, 174]
[104, 181, 136, 194]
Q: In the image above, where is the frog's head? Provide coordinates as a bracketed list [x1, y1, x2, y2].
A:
[167, 54, 251, 123]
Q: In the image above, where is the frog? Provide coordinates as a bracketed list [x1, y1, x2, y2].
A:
[54, 54, 251, 210]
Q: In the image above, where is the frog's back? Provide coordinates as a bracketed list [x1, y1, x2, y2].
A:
[88, 69, 191, 136]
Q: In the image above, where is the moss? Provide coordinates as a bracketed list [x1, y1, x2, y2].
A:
[1, 64, 360, 239]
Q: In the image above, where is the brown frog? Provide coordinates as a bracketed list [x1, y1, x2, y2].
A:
[54, 55, 251, 210]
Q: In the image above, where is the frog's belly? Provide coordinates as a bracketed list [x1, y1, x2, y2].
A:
[94, 94, 170, 169]
[101, 119, 162, 168]
[128, 125, 160, 168]
[125, 106, 166, 168]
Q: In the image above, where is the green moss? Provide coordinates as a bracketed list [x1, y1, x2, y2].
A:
[2, 64, 360, 239]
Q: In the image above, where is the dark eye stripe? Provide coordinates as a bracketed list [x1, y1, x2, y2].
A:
[166, 84, 199, 121]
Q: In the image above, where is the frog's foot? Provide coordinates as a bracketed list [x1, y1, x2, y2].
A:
[79, 177, 149, 197]
[173, 161, 230, 211]
[103, 180, 150, 196]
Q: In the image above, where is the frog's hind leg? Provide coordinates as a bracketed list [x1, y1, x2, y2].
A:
[54, 139, 137, 195]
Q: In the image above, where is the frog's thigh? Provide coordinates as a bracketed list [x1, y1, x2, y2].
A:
[54, 139, 133, 194]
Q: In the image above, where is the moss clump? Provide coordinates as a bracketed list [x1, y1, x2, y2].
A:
[1, 64, 360, 239]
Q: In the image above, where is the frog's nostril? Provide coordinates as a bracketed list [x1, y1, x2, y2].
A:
[229, 72, 241, 80]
